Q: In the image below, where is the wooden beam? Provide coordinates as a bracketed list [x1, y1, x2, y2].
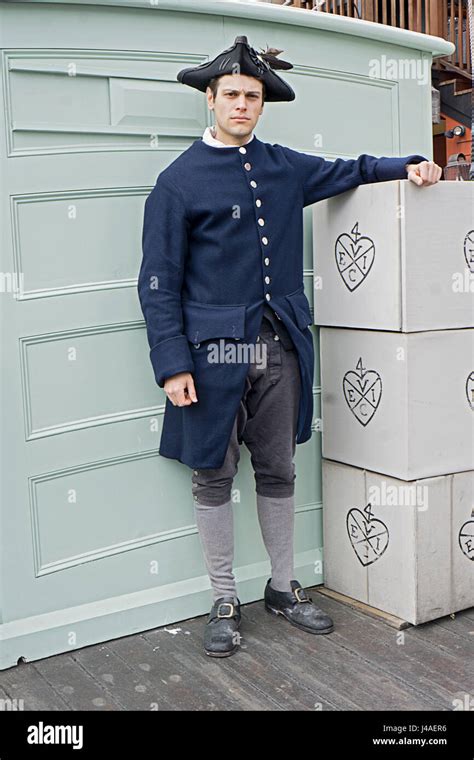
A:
[449, 0, 455, 64]
[457, 0, 463, 69]
[316, 587, 412, 630]
[408, 0, 415, 32]
[433, 119, 447, 136]
[363, 0, 375, 22]
[400, 0, 406, 29]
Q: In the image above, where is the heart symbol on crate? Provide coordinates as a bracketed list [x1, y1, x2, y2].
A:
[343, 357, 382, 426]
[346, 503, 389, 566]
[466, 371, 474, 411]
[464, 230, 474, 273]
[335, 222, 375, 291]
[458, 509, 474, 561]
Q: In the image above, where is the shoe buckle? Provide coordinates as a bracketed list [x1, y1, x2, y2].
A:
[294, 587, 309, 603]
[217, 602, 235, 618]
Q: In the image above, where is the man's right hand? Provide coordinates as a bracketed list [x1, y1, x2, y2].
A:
[164, 372, 198, 407]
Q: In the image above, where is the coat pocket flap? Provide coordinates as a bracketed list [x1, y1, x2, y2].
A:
[182, 300, 246, 344]
[285, 288, 313, 330]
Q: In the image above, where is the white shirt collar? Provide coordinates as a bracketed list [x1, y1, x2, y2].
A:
[202, 125, 254, 148]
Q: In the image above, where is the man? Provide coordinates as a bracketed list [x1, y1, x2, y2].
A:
[137, 36, 442, 658]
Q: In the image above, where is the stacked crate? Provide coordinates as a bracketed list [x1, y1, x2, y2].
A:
[313, 179, 474, 624]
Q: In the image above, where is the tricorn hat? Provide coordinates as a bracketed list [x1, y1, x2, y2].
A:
[176, 35, 295, 102]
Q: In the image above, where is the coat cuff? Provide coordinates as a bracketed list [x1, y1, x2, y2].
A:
[150, 335, 195, 388]
[374, 154, 428, 182]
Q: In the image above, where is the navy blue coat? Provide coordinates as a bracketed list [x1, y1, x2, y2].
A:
[138, 137, 427, 469]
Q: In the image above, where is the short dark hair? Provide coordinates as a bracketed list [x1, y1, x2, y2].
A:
[208, 74, 266, 103]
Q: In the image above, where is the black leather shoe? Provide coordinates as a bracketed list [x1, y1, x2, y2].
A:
[264, 578, 334, 634]
[204, 596, 242, 657]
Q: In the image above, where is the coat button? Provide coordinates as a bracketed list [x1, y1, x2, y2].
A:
[258, 218, 265, 226]
[244, 162, 251, 171]
[264, 257, 270, 265]
[274, 334, 280, 341]
[265, 293, 271, 301]
[255, 199, 262, 207]
[250, 180, 257, 188]
[262, 237, 268, 245]
[264, 275, 271, 284]
[239, 146, 247, 154]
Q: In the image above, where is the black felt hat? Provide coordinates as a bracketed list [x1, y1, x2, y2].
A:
[177, 35, 295, 102]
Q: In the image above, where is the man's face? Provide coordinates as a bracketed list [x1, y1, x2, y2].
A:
[206, 74, 264, 141]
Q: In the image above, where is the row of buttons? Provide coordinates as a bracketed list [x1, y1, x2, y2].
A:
[239, 145, 281, 320]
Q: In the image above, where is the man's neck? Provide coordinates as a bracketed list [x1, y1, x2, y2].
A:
[211, 125, 253, 147]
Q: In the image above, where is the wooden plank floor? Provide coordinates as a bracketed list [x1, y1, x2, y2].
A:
[1, 589, 472, 711]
